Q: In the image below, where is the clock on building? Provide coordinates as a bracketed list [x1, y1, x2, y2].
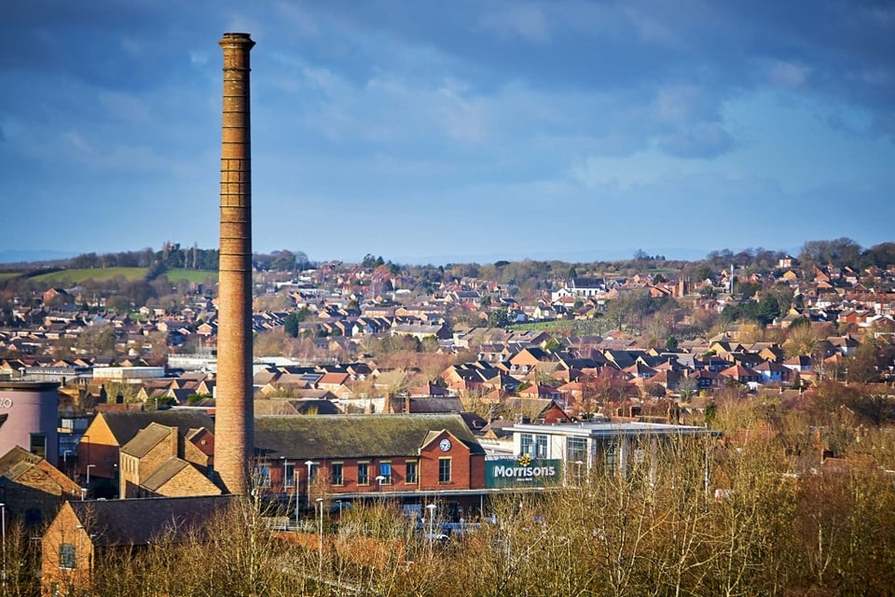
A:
[439, 438, 452, 452]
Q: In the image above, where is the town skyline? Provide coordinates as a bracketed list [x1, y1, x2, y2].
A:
[2, 4, 894, 594]
[2, 1, 894, 259]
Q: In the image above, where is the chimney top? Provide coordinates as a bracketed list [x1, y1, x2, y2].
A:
[219, 32, 255, 47]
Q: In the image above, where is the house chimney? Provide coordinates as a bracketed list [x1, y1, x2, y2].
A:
[216, 32, 255, 495]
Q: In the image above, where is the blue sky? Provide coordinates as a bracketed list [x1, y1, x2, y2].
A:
[1, 0, 893, 263]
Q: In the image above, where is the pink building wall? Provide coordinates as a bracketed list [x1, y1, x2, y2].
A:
[0, 381, 59, 465]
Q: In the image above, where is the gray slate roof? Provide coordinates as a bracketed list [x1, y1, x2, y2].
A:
[120, 423, 172, 458]
[71, 495, 234, 547]
[254, 414, 484, 460]
[99, 411, 214, 445]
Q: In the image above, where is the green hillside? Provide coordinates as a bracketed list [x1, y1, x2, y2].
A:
[30, 267, 148, 284]
[163, 269, 217, 283]
[25, 267, 218, 286]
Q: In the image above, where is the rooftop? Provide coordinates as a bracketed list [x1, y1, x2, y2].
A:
[507, 421, 718, 437]
[254, 413, 484, 460]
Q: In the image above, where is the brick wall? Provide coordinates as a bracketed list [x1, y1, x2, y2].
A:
[260, 431, 485, 497]
[78, 416, 120, 480]
[419, 431, 471, 491]
[184, 429, 214, 469]
[138, 429, 177, 482]
[41, 504, 94, 595]
[119, 453, 139, 498]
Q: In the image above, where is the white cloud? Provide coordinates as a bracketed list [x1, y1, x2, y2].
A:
[768, 61, 811, 88]
[189, 51, 209, 66]
[479, 4, 550, 43]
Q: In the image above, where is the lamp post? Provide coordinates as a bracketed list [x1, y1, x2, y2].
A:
[304, 460, 315, 509]
[315, 497, 324, 576]
[279, 457, 292, 492]
[1, 503, 6, 558]
[280, 457, 296, 527]
[85, 464, 95, 486]
[425, 503, 437, 544]
[80, 434, 90, 483]
[335, 500, 344, 518]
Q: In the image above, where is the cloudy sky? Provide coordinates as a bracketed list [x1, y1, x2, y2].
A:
[1, 0, 893, 263]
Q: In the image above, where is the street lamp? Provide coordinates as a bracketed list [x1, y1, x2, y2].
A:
[0, 503, 5, 591]
[79, 434, 90, 482]
[279, 457, 292, 491]
[335, 500, 344, 518]
[304, 460, 315, 508]
[375, 474, 385, 492]
[425, 503, 437, 543]
[85, 464, 95, 485]
[280, 457, 296, 527]
[1, 503, 6, 559]
[315, 497, 324, 575]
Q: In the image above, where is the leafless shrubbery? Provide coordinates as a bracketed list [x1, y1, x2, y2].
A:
[34, 424, 895, 596]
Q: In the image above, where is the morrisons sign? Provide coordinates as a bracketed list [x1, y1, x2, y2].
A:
[485, 456, 563, 488]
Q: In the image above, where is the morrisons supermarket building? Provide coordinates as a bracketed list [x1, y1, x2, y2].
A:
[252, 414, 714, 519]
[253, 414, 541, 518]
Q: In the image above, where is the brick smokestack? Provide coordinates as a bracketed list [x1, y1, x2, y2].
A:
[216, 32, 255, 495]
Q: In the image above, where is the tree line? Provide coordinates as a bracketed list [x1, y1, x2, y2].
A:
[67, 245, 311, 273]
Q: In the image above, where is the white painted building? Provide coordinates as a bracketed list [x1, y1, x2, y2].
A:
[507, 421, 718, 476]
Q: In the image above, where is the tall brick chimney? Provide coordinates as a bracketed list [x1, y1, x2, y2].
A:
[216, 32, 255, 495]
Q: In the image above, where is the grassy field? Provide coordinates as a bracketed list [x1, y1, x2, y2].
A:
[163, 269, 217, 283]
[30, 267, 148, 284]
[508, 318, 610, 336]
[0, 272, 23, 281]
[25, 267, 218, 285]
[508, 319, 576, 332]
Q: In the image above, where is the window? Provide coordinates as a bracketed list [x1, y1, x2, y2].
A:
[599, 441, 619, 469]
[405, 461, 418, 484]
[308, 462, 319, 481]
[438, 457, 451, 483]
[59, 543, 76, 569]
[30, 433, 46, 459]
[520, 433, 534, 456]
[283, 463, 295, 488]
[535, 434, 548, 458]
[357, 462, 369, 485]
[378, 462, 392, 484]
[330, 462, 343, 486]
[566, 437, 587, 464]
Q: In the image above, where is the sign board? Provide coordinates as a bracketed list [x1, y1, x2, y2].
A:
[484, 456, 563, 488]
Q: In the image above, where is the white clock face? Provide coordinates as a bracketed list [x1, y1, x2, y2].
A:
[439, 438, 452, 452]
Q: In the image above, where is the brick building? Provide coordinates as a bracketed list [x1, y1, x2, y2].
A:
[119, 422, 217, 498]
[41, 495, 233, 594]
[78, 411, 214, 494]
[254, 414, 486, 512]
[0, 446, 81, 527]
